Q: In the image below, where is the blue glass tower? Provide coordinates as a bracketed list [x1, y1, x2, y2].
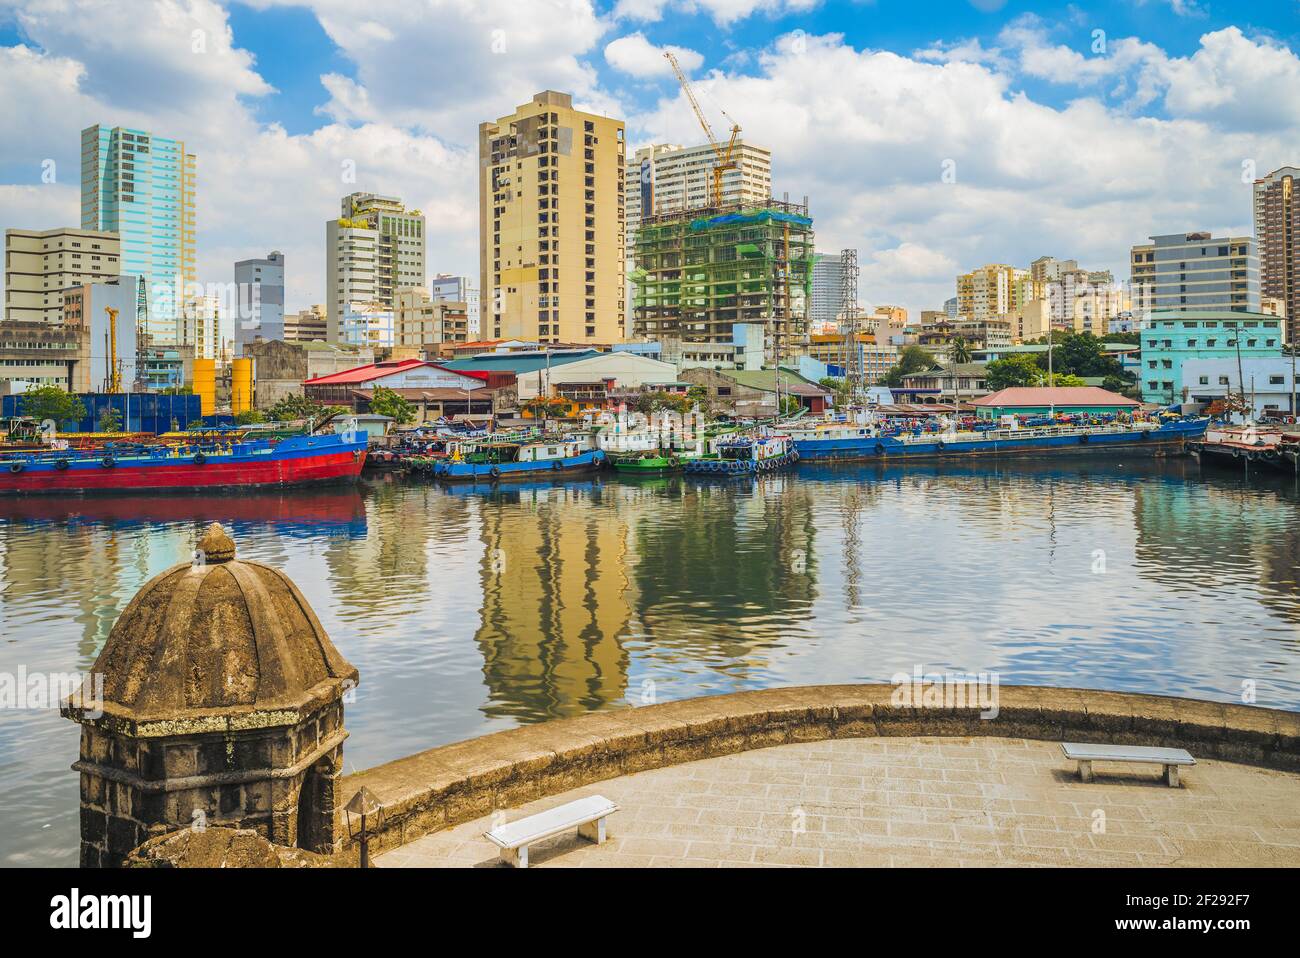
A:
[81, 125, 196, 346]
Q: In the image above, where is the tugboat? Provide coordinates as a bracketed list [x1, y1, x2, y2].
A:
[683, 433, 798, 476]
[432, 436, 604, 482]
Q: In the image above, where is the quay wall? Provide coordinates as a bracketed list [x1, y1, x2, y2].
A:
[332, 684, 1300, 855]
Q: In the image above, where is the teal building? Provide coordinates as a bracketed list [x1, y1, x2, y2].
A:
[1139, 310, 1285, 404]
[81, 125, 196, 346]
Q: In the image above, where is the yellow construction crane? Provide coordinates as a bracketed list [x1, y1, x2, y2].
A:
[664, 51, 740, 209]
[104, 306, 122, 393]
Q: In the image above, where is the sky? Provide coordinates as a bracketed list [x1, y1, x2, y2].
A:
[1, 0, 1298, 320]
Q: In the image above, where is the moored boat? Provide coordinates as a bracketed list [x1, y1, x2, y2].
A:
[790, 416, 1208, 462]
[683, 433, 798, 476]
[0, 430, 368, 495]
[432, 437, 605, 482]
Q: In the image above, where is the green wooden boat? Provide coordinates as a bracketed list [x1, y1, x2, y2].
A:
[611, 451, 684, 475]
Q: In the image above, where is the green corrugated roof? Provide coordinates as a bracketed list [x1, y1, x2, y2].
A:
[725, 367, 823, 392]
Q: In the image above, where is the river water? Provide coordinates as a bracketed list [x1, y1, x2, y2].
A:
[2, 457, 1299, 865]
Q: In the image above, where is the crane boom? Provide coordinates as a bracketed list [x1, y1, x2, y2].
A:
[105, 306, 122, 393]
[664, 51, 741, 209]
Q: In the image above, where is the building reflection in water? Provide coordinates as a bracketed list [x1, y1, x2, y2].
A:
[474, 481, 633, 720]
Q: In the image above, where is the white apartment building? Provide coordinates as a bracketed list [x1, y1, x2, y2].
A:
[4, 227, 122, 324]
[340, 301, 396, 349]
[326, 192, 425, 342]
[625, 141, 773, 241]
[178, 295, 227, 363]
[1182, 356, 1300, 418]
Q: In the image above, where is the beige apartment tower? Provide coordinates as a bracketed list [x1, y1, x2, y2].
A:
[4, 227, 122, 324]
[479, 91, 625, 344]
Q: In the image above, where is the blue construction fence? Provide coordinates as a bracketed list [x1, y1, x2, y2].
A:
[4, 392, 206, 434]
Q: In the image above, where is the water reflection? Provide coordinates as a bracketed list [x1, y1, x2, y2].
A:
[2, 460, 1300, 866]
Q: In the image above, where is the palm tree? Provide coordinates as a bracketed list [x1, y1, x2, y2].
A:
[950, 337, 972, 422]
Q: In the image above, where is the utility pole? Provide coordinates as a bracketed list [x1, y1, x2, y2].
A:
[839, 248, 860, 408]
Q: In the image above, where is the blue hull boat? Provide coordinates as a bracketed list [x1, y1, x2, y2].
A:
[792, 418, 1208, 462]
[433, 449, 605, 482]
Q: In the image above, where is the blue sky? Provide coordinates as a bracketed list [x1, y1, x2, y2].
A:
[2, 0, 1298, 316]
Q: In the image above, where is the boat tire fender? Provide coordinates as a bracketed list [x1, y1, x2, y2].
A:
[489, 466, 501, 479]
[101, 456, 115, 469]
[552, 460, 563, 471]
[193, 452, 207, 465]
[55, 459, 70, 472]
[1079, 433, 1090, 444]
[8, 461, 23, 474]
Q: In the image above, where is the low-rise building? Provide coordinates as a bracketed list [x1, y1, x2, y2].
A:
[284, 305, 328, 342]
[1181, 356, 1300, 418]
[303, 358, 489, 414]
[396, 287, 470, 356]
[1139, 309, 1285, 404]
[896, 363, 990, 404]
[969, 386, 1141, 419]
[679, 366, 833, 416]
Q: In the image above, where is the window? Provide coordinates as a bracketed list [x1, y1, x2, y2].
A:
[1218, 376, 1230, 385]
[1270, 375, 1285, 385]
[1198, 376, 1209, 385]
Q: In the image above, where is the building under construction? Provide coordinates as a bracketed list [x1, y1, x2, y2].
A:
[629, 198, 814, 361]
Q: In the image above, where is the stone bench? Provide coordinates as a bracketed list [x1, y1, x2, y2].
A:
[1062, 742, 1195, 787]
[484, 795, 618, 868]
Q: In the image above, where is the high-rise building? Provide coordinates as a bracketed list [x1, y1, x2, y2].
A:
[3, 227, 122, 324]
[944, 296, 959, 318]
[233, 251, 285, 349]
[624, 141, 773, 241]
[430, 274, 480, 338]
[956, 264, 1031, 323]
[1253, 166, 1300, 343]
[326, 192, 425, 342]
[479, 91, 625, 344]
[1130, 232, 1260, 317]
[810, 252, 845, 330]
[177, 295, 226, 363]
[81, 125, 195, 345]
[284, 305, 327, 343]
[632, 199, 813, 357]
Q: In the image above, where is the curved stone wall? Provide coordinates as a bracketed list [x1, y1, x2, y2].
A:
[333, 684, 1300, 855]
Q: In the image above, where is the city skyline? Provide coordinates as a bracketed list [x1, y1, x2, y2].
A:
[1, 1, 1299, 322]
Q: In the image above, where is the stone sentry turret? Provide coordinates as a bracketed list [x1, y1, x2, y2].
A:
[62, 523, 358, 867]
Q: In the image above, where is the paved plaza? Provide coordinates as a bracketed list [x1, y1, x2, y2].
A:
[376, 736, 1300, 868]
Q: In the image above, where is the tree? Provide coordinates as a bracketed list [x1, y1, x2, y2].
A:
[97, 406, 122, 433]
[882, 346, 937, 388]
[1051, 373, 1087, 387]
[368, 385, 416, 425]
[20, 386, 86, 427]
[265, 394, 346, 430]
[985, 354, 1046, 390]
[234, 409, 266, 425]
[159, 385, 193, 395]
[1047, 332, 1121, 379]
[951, 337, 973, 366]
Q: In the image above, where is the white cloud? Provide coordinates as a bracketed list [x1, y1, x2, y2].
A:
[614, 0, 821, 28]
[605, 32, 702, 78]
[630, 28, 1293, 315]
[3, 2, 1298, 325]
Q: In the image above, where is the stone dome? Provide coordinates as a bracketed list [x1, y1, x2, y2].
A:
[71, 523, 357, 731]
